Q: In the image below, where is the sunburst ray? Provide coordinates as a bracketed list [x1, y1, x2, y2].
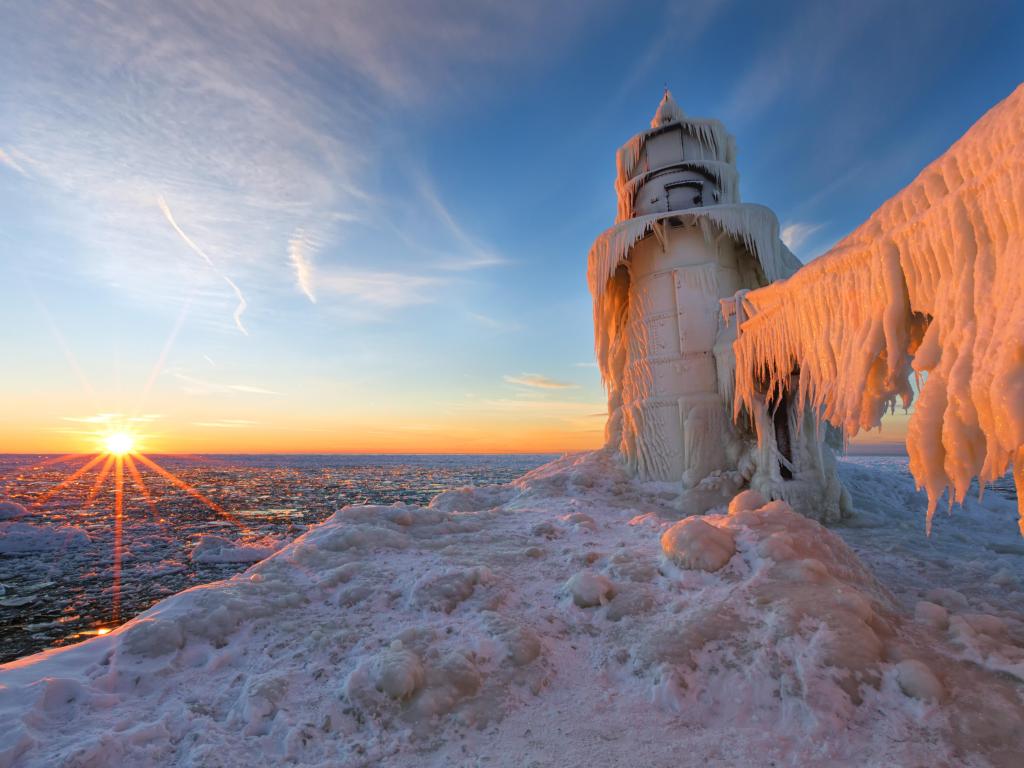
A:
[112, 456, 125, 623]
[132, 452, 248, 533]
[34, 453, 106, 505]
[84, 456, 115, 507]
[123, 454, 159, 522]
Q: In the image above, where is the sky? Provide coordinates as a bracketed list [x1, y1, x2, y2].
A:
[1, 0, 1022, 454]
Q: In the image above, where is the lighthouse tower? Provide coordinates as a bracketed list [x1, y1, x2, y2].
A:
[588, 91, 849, 520]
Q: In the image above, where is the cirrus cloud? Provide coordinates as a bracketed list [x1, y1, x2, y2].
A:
[503, 373, 579, 390]
[0, 1, 598, 330]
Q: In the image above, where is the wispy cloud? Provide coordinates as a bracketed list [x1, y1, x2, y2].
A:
[317, 269, 443, 308]
[61, 413, 162, 424]
[158, 196, 249, 334]
[467, 311, 520, 331]
[288, 228, 319, 304]
[601, 0, 727, 116]
[193, 419, 258, 429]
[172, 372, 278, 396]
[504, 373, 579, 390]
[482, 398, 599, 411]
[780, 222, 824, 252]
[720, 2, 881, 124]
[0, 1, 587, 328]
[0, 148, 28, 177]
[61, 413, 120, 424]
[417, 174, 506, 271]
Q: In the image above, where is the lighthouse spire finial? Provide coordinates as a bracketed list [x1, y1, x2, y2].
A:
[651, 87, 685, 129]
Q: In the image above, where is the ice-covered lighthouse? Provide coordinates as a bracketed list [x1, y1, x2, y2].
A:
[588, 90, 850, 520]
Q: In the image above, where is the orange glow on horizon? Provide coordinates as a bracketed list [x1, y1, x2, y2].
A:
[2, 418, 606, 456]
[0, 411, 917, 456]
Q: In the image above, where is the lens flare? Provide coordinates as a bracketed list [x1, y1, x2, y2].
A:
[103, 432, 134, 456]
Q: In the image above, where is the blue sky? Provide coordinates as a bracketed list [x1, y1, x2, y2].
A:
[1, 0, 1022, 452]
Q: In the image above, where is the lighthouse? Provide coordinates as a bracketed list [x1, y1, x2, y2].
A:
[588, 91, 849, 520]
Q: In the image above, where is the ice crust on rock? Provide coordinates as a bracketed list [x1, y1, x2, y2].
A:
[733, 83, 1024, 531]
[1, 453, 1024, 766]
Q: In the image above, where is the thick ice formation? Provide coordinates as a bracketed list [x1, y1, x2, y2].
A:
[2, 451, 1023, 766]
[733, 83, 1024, 531]
[190, 534, 283, 564]
[589, 90, 845, 520]
[0, 521, 89, 554]
[0, 502, 28, 521]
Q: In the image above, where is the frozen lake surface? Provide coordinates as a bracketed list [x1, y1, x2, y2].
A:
[0, 453, 1017, 664]
[0, 454, 555, 662]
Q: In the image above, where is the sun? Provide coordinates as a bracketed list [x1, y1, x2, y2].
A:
[103, 432, 135, 456]
[32, 427, 243, 625]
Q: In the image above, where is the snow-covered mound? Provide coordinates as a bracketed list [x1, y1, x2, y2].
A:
[733, 82, 1024, 529]
[0, 521, 89, 554]
[1, 452, 1022, 767]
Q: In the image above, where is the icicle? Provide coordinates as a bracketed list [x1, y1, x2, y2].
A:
[589, 205, 801, 305]
[732, 82, 1024, 529]
[615, 117, 735, 192]
[615, 161, 740, 223]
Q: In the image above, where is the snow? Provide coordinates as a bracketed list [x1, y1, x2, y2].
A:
[733, 83, 1024, 530]
[914, 600, 950, 630]
[1, 451, 1022, 766]
[564, 569, 616, 607]
[895, 659, 944, 701]
[190, 534, 282, 564]
[588, 205, 801, 306]
[650, 88, 686, 128]
[0, 521, 89, 554]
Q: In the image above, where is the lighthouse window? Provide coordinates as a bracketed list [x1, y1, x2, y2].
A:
[666, 180, 704, 211]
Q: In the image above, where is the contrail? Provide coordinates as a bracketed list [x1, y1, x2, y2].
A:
[288, 228, 318, 303]
[157, 196, 249, 335]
